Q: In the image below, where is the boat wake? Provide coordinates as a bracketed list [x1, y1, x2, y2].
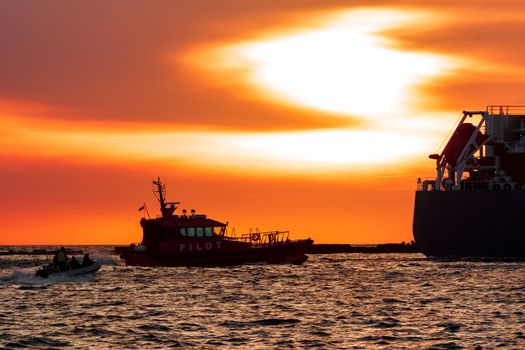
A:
[0, 266, 98, 284]
[0, 267, 37, 283]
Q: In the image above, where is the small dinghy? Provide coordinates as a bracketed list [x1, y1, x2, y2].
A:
[36, 261, 101, 278]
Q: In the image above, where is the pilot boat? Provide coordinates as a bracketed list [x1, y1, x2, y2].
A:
[414, 106, 525, 257]
[118, 178, 313, 266]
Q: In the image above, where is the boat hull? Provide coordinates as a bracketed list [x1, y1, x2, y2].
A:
[36, 262, 102, 278]
[120, 239, 313, 267]
[413, 191, 525, 257]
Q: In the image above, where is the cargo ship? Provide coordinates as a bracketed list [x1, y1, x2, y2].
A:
[118, 178, 313, 266]
[413, 105, 525, 257]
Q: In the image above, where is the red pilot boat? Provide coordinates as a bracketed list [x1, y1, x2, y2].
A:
[118, 178, 313, 266]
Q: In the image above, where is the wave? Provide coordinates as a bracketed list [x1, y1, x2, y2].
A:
[220, 318, 301, 329]
[5, 336, 70, 348]
[0, 265, 100, 285]
[0, 267, 43, 284]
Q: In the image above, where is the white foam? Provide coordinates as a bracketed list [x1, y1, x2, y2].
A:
[0, 267, 47, 284]
[0, 265, 98, 284]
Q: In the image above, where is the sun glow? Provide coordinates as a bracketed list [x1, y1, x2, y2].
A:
[0, 112, 441, 176]
[177, 9, 459, 168]
[192, 9, 454, 118]
[233, 129, 433, 165]
[0, 9, 459, 175]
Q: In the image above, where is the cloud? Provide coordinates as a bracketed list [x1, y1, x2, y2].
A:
[2, 1, 524, 128]
[0, 1, 365, 129]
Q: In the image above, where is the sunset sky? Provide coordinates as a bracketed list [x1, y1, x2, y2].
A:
[2, 0, 525, 244]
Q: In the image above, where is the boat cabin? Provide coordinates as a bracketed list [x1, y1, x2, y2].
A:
[140, 213, 228, 250]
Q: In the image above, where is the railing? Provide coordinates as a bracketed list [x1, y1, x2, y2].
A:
[458, 181, 491, 191]
[486, 105, 525, 115]
[238, 230, 290, 245]
[417, 179, 522, 191]
[505, 141, 525, 153]
[417, 179, 437, 191]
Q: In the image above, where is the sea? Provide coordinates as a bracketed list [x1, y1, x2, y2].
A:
[1, 246, 524, 349]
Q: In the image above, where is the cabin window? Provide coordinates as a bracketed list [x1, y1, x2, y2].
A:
[180, 228, 187, 237]
[205, 227, 213, 237]
[196, 227, 204, 237]
[214, 227, 224, 235]
[187, 227, 195, 237]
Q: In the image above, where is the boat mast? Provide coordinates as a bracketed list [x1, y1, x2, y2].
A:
[152, 177, 179, 218]
[153, 177, 166, 210]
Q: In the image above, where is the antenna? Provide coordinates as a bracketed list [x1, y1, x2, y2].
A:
[152, 177, 179, 218]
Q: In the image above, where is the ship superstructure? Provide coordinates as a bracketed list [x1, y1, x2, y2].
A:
[414, 106, 525, 257]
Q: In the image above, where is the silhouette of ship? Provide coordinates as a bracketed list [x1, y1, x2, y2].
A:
[414, 106, 525, 257]
[118, 178, 313, 266]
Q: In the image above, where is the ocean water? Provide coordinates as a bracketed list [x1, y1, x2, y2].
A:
[1, 246, 524, 349]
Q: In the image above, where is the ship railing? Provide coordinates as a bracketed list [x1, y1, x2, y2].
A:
[417, 179, 436, 191]
[486, 105, 525, 116]
[417, 179, 503, 191]
[505, 141, 525, 153]
[458, 181, 491, 191]
[237, 230, 291, 246]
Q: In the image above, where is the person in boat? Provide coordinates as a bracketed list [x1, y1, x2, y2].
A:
[70, 256, 81, 270]
[45, 262, 59, 273]
[82, 253, 94, 267]
[52, 252, 59, 269]
[57, 247, 68, 271]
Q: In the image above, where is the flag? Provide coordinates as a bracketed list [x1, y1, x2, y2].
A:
[138, 204, 145, 211]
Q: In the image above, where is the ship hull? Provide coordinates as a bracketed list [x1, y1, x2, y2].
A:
[413, 191, 525, 257]
[120, 239, 313, 267]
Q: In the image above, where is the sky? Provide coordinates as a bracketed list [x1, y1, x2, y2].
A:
[2, 0, 525, 244]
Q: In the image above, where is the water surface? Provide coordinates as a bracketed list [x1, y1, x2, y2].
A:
[1, 246, 524, 349]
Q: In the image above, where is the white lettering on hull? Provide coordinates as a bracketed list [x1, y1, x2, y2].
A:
[179, 241, 222, 252]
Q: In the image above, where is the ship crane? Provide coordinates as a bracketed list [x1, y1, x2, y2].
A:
[429, 110, 490, 191]
[423, 105, 525, 191]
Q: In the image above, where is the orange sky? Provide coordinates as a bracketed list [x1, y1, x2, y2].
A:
[2, 0, 525, 244]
